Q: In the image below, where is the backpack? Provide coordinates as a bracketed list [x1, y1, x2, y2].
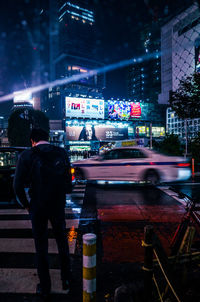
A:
[30, 145, 72, 204]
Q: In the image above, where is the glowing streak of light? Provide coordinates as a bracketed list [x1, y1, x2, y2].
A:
[0, 52, 161, 103]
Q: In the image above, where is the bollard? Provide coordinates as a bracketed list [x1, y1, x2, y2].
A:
[83, 233, 96, 302]
[142, 225, 154, 302]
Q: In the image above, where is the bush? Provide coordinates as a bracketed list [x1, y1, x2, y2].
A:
[154, 134, 183, 156]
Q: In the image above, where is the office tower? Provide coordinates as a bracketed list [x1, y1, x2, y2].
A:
[159, 2, 200, 138]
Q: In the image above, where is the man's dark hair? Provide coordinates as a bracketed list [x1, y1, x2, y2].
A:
[30, 128, 49, 143]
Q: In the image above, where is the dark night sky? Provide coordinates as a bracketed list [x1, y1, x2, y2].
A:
[0, 0, 151, 100]
[0, 0, 195, 112]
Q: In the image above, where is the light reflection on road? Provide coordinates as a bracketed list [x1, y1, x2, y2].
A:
[85, 183, 186, 263]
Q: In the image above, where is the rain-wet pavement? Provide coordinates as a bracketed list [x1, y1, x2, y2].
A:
[1, 179, 200, 301]
[78, 180, 200, 301]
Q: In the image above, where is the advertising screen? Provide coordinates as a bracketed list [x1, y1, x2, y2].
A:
[130, 103, 141, 118]
[66, 125, 128, 141]
[108, 101, 130, 119]
[95, 127, 128, 140]
[65, 97, 104, 119]
[108, 101, 142, 120]
[13, 91, 33, 104]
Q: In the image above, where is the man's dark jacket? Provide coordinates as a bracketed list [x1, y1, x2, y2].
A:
[13, 144, 72, 211]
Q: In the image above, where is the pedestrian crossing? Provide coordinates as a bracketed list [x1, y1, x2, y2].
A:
[0, 183, 86, 294]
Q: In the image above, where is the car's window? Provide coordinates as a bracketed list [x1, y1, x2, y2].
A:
[103, 150, 120, 160]
[102, 149, 147, 160]
[0, 151, 18, 167]
[117, 149, 147, 159]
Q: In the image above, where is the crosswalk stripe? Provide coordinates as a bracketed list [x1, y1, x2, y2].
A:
[0, 208, 82, 216]
[75, 184, 86, 188]
[0, 228, 76, 239]
[0, 209, 82, 220]
[0, 209, 28, 215]
[72, 193, 85, 198]
[0, 238, 76, 254]
[0, 219, 79, 229]
[73, 188, 86, 192]
[0, 268, 73, 293]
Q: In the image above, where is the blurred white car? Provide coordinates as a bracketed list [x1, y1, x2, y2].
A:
[72, 147, 191, 184]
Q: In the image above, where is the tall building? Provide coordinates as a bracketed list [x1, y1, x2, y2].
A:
[127, 23, 161, 103]
[49, 0, 105, 86]
[126, 21, 166, 137]
[159, 2, 200, 138]
[43, 0, 106, 122]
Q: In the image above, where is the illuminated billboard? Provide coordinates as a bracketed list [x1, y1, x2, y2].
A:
[108, 101, 130, 119]
[130, 103, 141, 118]
[66, 125, 128, 141]
[108, 101, 142, 120]
[13, 91, 33, 104]
[108, 101, 165, 122]
[65, 97, 104, 119]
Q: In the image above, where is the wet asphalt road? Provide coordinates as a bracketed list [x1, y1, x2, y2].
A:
[81, 181, 192, 263]
[1, 179, 200, 301]
[77, 179, 200, 300]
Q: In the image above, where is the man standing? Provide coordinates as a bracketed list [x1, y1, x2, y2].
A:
[13, 128, 72, 300]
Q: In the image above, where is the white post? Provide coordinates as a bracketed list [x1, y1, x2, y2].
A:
[83, 233, 96, 302]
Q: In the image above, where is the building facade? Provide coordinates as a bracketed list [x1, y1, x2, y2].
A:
[42, 0, 106, 138]
[127, 22, 166, 136]
[159, 2, 200, 138]
[127, 23, 161, 104]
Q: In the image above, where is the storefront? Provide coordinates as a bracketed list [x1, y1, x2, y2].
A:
[135, 126, 165, 137]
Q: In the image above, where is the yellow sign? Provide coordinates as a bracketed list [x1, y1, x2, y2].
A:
[121, 140, 137, 147]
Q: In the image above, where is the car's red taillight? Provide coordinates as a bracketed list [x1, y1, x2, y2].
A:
[177, 163, 190, 167]
[71, 168, 75, 181]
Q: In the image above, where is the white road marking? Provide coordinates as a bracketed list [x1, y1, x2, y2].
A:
[0, 219, 79, 229]
[0, 268, 75, 293]
[0, 238, 76, 254]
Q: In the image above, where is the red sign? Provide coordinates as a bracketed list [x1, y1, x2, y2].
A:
[130, 103, 141, 118]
